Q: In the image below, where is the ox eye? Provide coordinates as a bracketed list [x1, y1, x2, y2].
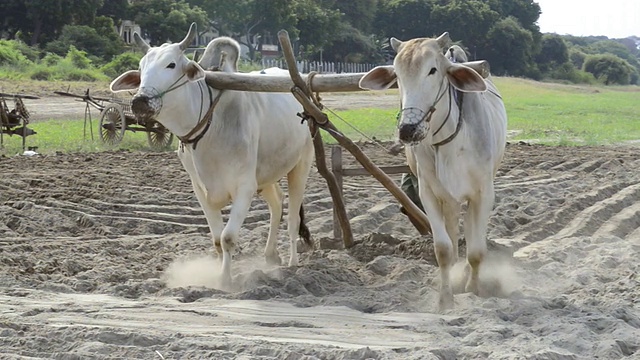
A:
[166, 62, 176, 69]
[428, 67, 437, 75]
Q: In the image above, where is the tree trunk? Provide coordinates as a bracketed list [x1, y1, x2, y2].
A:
[30, 16, 42, 46]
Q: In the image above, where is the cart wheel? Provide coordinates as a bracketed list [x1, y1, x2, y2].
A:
[146, 120, 174, 150]
[99, 104, 126, 146]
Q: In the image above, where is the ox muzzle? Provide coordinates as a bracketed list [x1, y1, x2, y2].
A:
[131, 87, 163, 120]
[397, 107, 433, 145]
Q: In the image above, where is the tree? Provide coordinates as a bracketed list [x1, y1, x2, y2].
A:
[97, 0, 129, 20]
[484, 16, 536, 77]
[0, 0, 105, 46]
[295, 0, 343, 56]
[129, 0, 208, 46]
[374, 0, 436, 41]
[429, 0, 500, 55]
[45, 17, 124, 62]
[486, 0, 540, 33]
[583, 54, 634, 85]
[536, 34, 569, 73]
[334, 0, 379, 34]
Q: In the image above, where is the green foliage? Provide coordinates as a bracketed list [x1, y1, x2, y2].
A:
[100, 52, 142, 78]
[430, 0, 501, 52]
[569, 48, 587, 69]
[375, 0, 435, 41]
[65, 46, 92, 69]
[583, 54, 634, 85]
[0, 40, 32, 67]
[485, 17, 535, 76]
[547, 62, 596, 84]
[129, 0, 208, 46]
[536, 34, 569, 72]
[41, 53, 63, 66]
[45, 24, 124, 63]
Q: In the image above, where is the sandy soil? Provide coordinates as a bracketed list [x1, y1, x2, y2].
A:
[1, 137, 640, 359]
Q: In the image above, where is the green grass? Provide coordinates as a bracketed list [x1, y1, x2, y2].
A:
[0, 119, 175, 156]
[324, 78, 640, 146]
[2, 77, 639, 155]
[494, 78, 640, 145]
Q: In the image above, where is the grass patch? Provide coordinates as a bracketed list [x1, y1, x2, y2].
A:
[2, 77, 639, 155]
[322, 78, 640, 146]
[494, 77, 640, 145]
[1, 119, 175, 156]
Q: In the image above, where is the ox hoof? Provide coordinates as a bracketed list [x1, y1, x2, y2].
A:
[288, 256, 299, 267]
[220, 274, 233, 290]
[265, 252, 282, 266]
[438, 290, 454, 312]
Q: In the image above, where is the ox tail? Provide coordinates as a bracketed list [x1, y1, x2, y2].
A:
[298, 205, 313, 249]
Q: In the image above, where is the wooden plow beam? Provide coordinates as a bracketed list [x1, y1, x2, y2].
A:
[204, 30, 433, 249]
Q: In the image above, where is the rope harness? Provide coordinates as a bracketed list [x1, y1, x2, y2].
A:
[396, 75, 463, 148]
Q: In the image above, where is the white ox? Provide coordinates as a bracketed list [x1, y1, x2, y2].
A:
[109, 24, 314, 286]
[359, 33, 507, 310]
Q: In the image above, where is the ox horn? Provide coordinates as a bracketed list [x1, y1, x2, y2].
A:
[133, 32, 150, 53]
[390, 37, 404, 53]
[179, 22, 197, 51]
[436, 32, 451, 49]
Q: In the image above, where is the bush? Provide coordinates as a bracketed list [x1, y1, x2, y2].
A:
[549, 62, 596, 84]
[101, 52, 141, 78]
[45, 23, 124, 64]
[42, 52, 62, 66]
[29, 67, 54, 81]
[65, 46, 92, 69]
[583, 54, 633, 85]
[0, 40, 31, 67]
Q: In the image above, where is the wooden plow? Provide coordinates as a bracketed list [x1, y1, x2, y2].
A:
[204, 30, 434, 248]
[0, 92, 39, 152]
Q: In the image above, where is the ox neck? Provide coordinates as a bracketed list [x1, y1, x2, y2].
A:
[430, 85, 463, 148]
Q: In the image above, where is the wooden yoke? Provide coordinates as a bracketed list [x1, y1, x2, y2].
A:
[277, 30, 432, 244]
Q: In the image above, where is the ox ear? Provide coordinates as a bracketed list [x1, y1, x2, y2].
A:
[110, 70, 141, 92]
[445, 63, 487, 92]
[359, 65, 397, 90]
[390, 37, 403, 53]
[184, 60, 205, 82]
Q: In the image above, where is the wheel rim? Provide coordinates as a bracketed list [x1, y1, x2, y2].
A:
[99, 105, 125, 146]
[147, 121, 173, 150]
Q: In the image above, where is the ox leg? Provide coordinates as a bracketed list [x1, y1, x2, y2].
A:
[179, 153, 225, 256]
[220, 186, 256, 287]
[464, 183, 494, 297]
[261, 183, 284, 266]
[191, 182, 225, 256]
[285, 151, 313, 267]
[418, 180, 454, 311]
[444, 202, 460, 263]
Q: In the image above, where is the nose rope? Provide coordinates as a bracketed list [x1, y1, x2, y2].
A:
[148, 74, 189, 100]
[396, 77, 448, 128]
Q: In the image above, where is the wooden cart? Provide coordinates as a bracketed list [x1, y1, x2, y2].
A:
[0, 93, 38, 151]
[54, 89, 174, 150]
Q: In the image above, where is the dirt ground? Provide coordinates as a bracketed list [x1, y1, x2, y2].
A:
[1, 79, 640, 359]
[2, 139, 640, 359]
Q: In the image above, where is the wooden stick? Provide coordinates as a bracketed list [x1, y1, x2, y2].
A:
[278, 30, 355, 249]
[204, 60, 489, 93]
[278, 30, 432, 238]
[205, 71, 380, 93]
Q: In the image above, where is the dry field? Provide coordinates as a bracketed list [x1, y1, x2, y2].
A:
[0, 79, 639, 359]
